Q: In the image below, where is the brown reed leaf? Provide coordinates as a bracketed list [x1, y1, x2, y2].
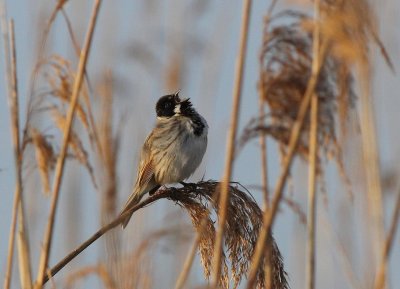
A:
[166, 181, 289, 289]
[28, 54, 99, 190]
[43, 55, 89, 130]
[50, 107, 97, 188]
[29, 127, 56, 195]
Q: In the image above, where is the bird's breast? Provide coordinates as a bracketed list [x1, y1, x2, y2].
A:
[153, 118, 207, 184]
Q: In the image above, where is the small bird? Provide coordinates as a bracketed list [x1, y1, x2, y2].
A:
[120, 91, 208, 228]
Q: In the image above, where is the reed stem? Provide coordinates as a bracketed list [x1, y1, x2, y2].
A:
[211, 0, 252, 286]
[35, 1, 103, 287]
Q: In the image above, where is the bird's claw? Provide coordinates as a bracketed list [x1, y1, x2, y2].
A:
[180, 181, 197, 190]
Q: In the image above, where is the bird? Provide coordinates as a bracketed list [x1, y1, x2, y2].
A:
[119, 91, 208, 228]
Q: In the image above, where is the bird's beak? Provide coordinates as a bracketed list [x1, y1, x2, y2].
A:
[174, 89, 181, 96]
[173, 89, 182, 103]
[179, 97, 190, 103]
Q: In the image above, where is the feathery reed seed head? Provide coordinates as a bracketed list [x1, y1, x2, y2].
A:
[256, 11, 356, 161]
[29, 127, 56, 195]
[164, 181, 289, 289]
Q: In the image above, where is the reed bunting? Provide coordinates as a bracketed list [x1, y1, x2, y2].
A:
[120, 91, 208, 228]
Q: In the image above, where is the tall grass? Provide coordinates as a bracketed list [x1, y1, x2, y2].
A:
[1, 0, 398, 289]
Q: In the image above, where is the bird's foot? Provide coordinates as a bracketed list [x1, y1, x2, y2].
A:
[149, 185, 161, 196]
[179, 181, 197, 190]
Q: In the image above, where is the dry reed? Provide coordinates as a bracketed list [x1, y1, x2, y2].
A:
[96, 71, 122, 287]
[241, 10, 356, 167]
[318, 0, 393, 280]
[64, 265, 116, 289]
[242, 1, 394, 288]
[374, 188, 400, 289]
[173, 181, 288, 289]
[257, 3, 279, 287]
[1, 11, 33, 289]
[35, 1, 103, 287]
[306, 2, 321, 289]
[25, 55, 97, 192]
[211, 0, 253, 286]
[40, 181, 288, 289]
[246, 10, 329, 288]
[174, 228, 202, 289]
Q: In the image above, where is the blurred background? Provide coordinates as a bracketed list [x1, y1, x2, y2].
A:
[1, 0, 400, 288]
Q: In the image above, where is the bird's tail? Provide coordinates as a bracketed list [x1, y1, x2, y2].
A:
[119, 190, 144, 229]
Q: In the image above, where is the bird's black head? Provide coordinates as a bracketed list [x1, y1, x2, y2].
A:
[155, 93, 178, 118]
[156, 91, 193, 118]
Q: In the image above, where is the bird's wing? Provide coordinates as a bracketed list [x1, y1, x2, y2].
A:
[120, 128, 167, 228]
[135, 159, 154, 190]
[134, 133, 156, 190]
[121, 134, 155, 213]
[132, 119, 177, 190]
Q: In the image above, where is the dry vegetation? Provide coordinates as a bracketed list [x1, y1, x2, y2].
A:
[1, 0, 399, 289]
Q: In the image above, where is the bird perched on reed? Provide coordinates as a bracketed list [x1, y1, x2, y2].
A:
[120, 91, 208, 228]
